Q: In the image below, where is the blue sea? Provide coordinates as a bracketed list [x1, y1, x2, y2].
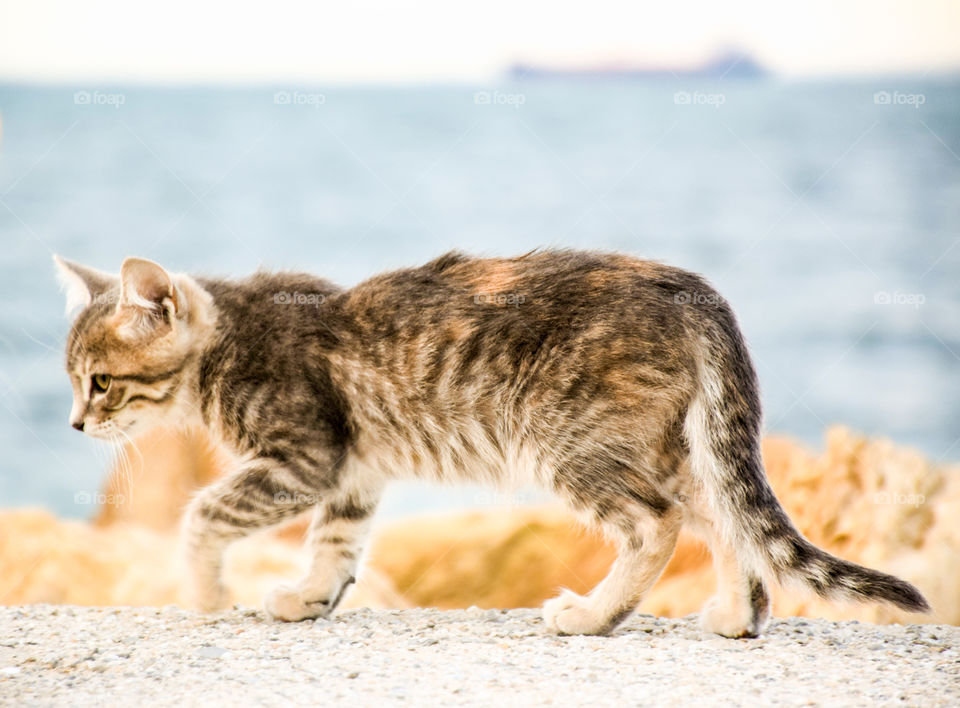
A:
[1, 78, 958, 519]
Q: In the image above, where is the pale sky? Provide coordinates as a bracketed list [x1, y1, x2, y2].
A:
[1, 0, 959, 82]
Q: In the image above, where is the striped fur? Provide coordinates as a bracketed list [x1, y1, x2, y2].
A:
[56, 251, 929, 636]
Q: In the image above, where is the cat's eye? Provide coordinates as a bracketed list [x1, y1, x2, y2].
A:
[91, 374, 112, 394]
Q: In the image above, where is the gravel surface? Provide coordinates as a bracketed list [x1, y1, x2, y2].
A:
[0, 606, 957, 707]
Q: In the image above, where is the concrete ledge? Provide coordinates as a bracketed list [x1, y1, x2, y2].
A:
[0, 606, 957, 706]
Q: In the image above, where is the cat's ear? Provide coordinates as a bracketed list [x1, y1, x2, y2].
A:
[118, 257, 182, 314]
[53, 255, 118, 316]
[114, 258, 186, 339]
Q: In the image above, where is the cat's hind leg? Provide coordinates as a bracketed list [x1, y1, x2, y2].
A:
[544, 459, 683, 635]
[684, 491, 771, 638]
[265, 491, 380, 622]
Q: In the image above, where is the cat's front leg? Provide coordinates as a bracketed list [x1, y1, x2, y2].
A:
[180, 459, 319, 611]
[265, 492, 380, 622]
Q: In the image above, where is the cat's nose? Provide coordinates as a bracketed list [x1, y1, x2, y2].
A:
[71, 420, 85, 432]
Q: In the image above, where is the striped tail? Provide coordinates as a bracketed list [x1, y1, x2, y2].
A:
[682, 297, 930, 615]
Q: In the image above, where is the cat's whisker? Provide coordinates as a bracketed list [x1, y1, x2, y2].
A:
[20, 328, 60, 355]
[117, 429, 142, 505]
[111, 432, 134, 506]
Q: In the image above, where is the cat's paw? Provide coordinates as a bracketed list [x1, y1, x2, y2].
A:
[264, 585, 331, 622]
[543, 590, 610, 635]
[699, 596, 765, 638]
[264, 577, 355, 622]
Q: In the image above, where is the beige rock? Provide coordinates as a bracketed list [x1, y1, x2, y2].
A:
[2, 426, 956, 625]
[0, 509, 405, 611]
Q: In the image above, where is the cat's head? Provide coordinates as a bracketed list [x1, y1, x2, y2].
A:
[54, 256, 214, 440]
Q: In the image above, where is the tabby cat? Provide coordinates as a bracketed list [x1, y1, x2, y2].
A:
[55, 251, 929, 637]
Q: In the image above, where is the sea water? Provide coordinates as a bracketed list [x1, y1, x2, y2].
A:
[0, 78, 957, 518]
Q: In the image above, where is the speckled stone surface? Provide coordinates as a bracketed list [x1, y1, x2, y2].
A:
[1, 606, 957, 706]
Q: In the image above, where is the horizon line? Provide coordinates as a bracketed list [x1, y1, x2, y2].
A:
[1, 67, 959, 88]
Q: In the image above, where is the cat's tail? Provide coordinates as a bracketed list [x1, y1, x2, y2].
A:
[681, 295, 930, 615]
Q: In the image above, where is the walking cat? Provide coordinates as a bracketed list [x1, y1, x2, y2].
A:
[55, 250, 929, 637]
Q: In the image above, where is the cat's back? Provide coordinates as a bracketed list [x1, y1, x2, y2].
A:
[199, 271, 341, 334]
[353, 249, 698, 294]
[196, 270, 345, 380]
[341, 249, 714, 335]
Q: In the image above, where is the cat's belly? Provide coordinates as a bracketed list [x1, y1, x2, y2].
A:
[347, 420, 548, 491]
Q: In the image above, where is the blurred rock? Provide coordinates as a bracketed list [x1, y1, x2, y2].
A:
[1, 426, 956, 626]
[0, 508, 406, 611]
[93, 427, 225, 530]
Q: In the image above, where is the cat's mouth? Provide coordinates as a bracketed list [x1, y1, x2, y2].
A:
[84, 420, 136, 440]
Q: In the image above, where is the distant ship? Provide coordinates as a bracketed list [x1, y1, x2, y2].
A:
[509, 51, 767, 80]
